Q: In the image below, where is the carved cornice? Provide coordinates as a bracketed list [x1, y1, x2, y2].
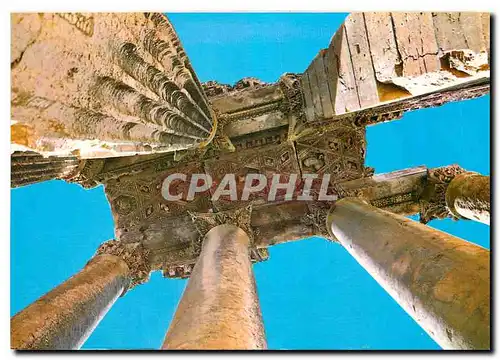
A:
[67, 159, 105, 188]
[353, 110, 404, 127]
[11, 151, 80, 188]
[304, 79, 489, 132]
[94, 240, 151, 291]
[371, 191, 417, 208]
[220, 101, 282, 122]
[202, 77, 270, 98]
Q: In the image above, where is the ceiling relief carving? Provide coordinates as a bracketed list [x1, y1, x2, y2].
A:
[10, 12, 490, 281]
[295, 121, 369, 190]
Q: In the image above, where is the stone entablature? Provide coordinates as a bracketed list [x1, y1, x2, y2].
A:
[10, 12, 491, 279]
[11, 13, 214, 159]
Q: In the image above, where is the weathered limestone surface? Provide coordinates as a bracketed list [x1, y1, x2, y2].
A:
[11, 240, 150, 350]
[327, 198, 490, 350]
[162, 225, 266, 349]
[11, 13, 214, 159]
[11, 12, 490, 191]
[446, 172, 490, 225]
[11, 254, 130, 350]
[333, 166, 428, 215]
[11, 150, 79, 188]
[301, 12, 490, 121]
[9, 11, 491, 350]
[81, 111, 370, 276]
[51, 152, 476, 279]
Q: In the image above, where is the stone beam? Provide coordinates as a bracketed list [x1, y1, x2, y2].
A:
[11, 13, 215, 159]
[95, 161, 487, 279]
[300, 12, 490, 126]
[333, 165, 428, 215]
[162, 224, 267, 350]
[11, 240, 150, 350]
[326, 197, 490, 350]
[334, 164, 491, 225]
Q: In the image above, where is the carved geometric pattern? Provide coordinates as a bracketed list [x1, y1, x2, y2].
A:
[295, 121, 368, 194]
[204, 141, 301, 211]
[105, 161, 211, 241]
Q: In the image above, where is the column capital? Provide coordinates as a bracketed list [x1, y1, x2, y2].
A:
[94, 240, 151, 290]
[419, 165, 469, 224]
[188, 205, 269, 263]
[189, 205, 253, 243]
[301, 202, 337, 242]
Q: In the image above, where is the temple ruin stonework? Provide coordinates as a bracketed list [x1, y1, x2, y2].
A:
[11, 12, 491, 350]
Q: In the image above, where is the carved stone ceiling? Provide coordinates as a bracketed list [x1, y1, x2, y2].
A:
[96, 110, 370, 278]
[11, 12, 490, 279]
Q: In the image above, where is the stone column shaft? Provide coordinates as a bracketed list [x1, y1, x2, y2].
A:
[162, 224, 267, 350]
[446, 173, 490, 225]
[327, 197, 490, 350]
[11, 254, 130, 350]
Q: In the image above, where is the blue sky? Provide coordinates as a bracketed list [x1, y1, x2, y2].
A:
[10, 13, 490, 350]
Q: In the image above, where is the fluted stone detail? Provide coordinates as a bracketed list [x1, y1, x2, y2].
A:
[115, 42, 213, 133]
[11, 151, 80, 188]
[11, 13, 215, 159]
[141, 29, 211, 118]
[94, 76, 210, 138]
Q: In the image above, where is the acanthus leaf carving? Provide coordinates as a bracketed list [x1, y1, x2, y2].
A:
[419, 165, 466, 224]
[94, 239, 151, 291]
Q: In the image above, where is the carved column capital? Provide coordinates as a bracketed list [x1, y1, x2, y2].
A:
[419, 165, 467, 224]
[94, 240, 151, 290]
[188, 205, 268, 263]
[301, 202, 337, 242]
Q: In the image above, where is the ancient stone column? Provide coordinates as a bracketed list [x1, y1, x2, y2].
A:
[446, 172, 490, 225]
[162, 224, 267, 350]
[326, 197, 490, 350]
[11, 241, 150, 350]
